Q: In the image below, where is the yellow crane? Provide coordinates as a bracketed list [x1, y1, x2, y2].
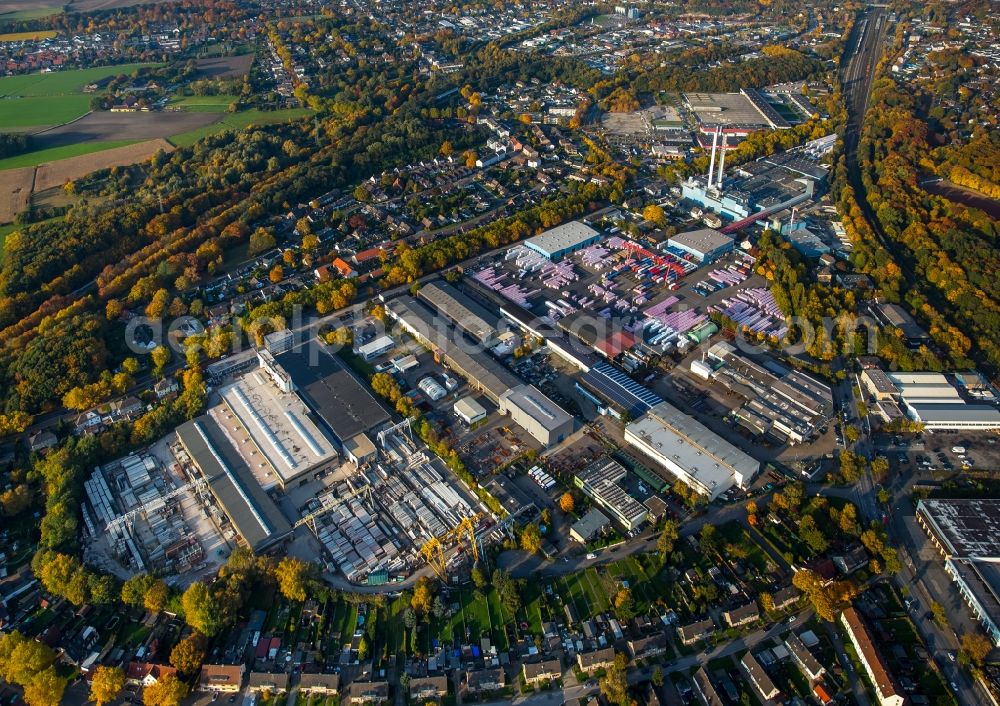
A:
[419, 512, 486, 580]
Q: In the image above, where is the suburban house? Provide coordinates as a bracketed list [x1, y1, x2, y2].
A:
[785, 632, 826, 682]
[723, 602, 760, 628]
[523, 658, 562, 684]
[840, 608, 905, 706]
[627, 634, 668, 661]
[297, 673, 340, 696]
[741, 653, 779, 702]
[348, 680, 389, 705]
[677, 617, 715, 645]
[247, 671, 290, 695]
[465, 668, 506, 695]
[125, 662, 178, 688]
[577, 647, 615, 673]
[197, 664, 245, 693]
[408, 675, 448, 701]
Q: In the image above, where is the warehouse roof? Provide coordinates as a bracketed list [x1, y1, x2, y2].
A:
[524, 220, 601, 257]
[668, 228, 733, 256]
[418, 281, 499, 344]
[275, 348, 390, 443]
[500, 384, 573, 432]
[628, 401, 759, 490]
[177, 417, 292, 553]
[454, 396, 487, 421]
[907, 403, 1000, 425]
[570, 507, 610, 542]
[387, 296, 522, 401]
[916, 499, 1000, 558]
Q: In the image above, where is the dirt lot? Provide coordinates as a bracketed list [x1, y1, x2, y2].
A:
[0, 166, 33, 222]
[33, 111, 221, 148]
[195, 54, 254, 79]
[34, 138, 173, 191]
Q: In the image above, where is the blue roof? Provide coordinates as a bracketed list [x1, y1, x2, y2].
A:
[580, 362, 664, 417]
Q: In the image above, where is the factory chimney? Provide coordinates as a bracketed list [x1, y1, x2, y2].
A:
[716, 130, 727, 188]
[706, 127, 719, 185]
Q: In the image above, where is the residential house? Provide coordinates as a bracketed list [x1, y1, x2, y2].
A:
[332, 257, 358, 278]
[465, 668, 506, 695]
[297, 673, 339, 696]
[692, 666, 724, 706]
[832, 544, 870, 575]
[27, 430, 58, 453]
[785, 632, 825, 682]
[839, 608, 905, 706]
[723, 602, 760, 628]
[347, 680, 389, 704]
[198, 664, 245, 693]
[74, 410, 103, 436]
[769, 585, 800, 611]
[523, 658, 562, 684]
[109, 396, 143, 421]
[740, 653, 779, 702]
[154, 378, 180, 400]
[627, 634, 668, 662]
[677, 617, 715, 646]
[125, 662, 178, 688]
[247, 671, 289, 695]
[577, 647, 615, 674]
[409, 675, 448, 701]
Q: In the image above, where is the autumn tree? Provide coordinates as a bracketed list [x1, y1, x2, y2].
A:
[181, 581, 224, 637]
[411, 576, 434, 615]
[151, 345, 170, 378]
[90, 665, 125, 706]
[657, 519, 679, 558]
[23, 667, 65, 706]
[558, 492, 575, 514]
[642, 203, 666, 226]
[275, 557, 315, 602]
[599, 652, 629, 706]
[613, 587, 635, 621]
[248, 227, 276, 256]
[520, 523, 542, 554]
[959, 632, 992, 668]
[143, 673, 188, 706]
[169, 632, 207, 675]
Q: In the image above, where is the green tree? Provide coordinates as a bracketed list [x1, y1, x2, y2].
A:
[657, 519, 679, 558]
[181, 582, 223, 637]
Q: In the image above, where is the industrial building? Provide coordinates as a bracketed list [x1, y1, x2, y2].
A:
[214, 369, 340, 490]
[681, 138, 829, 223]
[574, 457, 647, 531]
[176, 417, 293, 553]
[704, 341, 834, 443]
[454, 396, 487, 426]
[871, 302, 931, 348]
[860, 369, 1000, 430]
[417, 281, 501, 347]
[625, 401, 760, 500]
[387, 295, 523, 404]
[916, 499, 1000, 645]
[357, 335, 396, 361]
[839, 608, 905, 706]
[685, 91, 785, 132]
[569, 507, 611, 543]
[666, 228, 735, 263]
[523, 221, 602, 261]
[498, 384, 574, 447]
[261, 347, 391, 448]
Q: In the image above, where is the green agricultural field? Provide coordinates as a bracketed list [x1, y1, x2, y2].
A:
[0, 63, 157, 130]
[168, 94, 241, 112]
[0, 6, 62, 21]
[168, 107, 313, 147]
[0, 139, 138, 170]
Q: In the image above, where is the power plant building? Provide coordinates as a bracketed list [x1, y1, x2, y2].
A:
[625, 401, 759, 500]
